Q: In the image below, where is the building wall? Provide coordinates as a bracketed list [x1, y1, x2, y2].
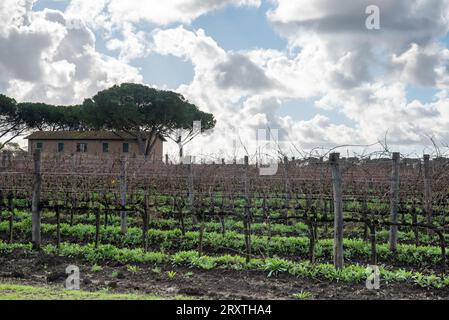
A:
[28, 139, 163, 161]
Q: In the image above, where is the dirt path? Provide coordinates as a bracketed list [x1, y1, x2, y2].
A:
[0, 252, 448, 300]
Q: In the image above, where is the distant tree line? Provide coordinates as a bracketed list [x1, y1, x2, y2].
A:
[0, 83, 216, 155]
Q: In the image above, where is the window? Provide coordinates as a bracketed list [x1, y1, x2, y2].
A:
[58, 142, 64, 153]
[36, 142, 43, 150]
[76, 143, 88, 153]
[122, 143, 129, 153]
[102, 143, 109, 153]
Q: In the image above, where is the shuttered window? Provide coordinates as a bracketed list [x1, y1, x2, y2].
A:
[123, 143, 129, 153]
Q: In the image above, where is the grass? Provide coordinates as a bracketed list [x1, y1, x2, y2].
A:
[0, 282, 189, 300]
[292, 291, 313, 300]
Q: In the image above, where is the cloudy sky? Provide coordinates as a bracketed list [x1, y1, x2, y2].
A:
[2, 0, 449, 160]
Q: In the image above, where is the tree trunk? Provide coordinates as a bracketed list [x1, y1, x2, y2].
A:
[137, 132, 145, 155]
[179, 145, 184, 162]
[145, 132, 159, 157]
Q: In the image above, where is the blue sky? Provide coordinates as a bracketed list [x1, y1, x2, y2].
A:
[34, 0, 68, 11]
[192, 1, 286, 52]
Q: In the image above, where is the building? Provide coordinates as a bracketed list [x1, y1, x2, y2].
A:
[25, 131, 164, 160]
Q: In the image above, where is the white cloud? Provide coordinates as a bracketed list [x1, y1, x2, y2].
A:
[0, 1, 142, 105]
[64, 0, 261, 62]
[3, 0, 449, 156]
[150, 26, 362, 157]
[316, 82, 449, 148]
[267, 0, 449, 90]
[391, 43, 449, 87]
[66, 0, 261, 27]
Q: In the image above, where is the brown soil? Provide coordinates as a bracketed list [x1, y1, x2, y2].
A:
[0, 250, 448, 300]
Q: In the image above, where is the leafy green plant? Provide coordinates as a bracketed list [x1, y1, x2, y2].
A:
[171, 251, 198, 266]
[151, 267, 161, 275]
[166, 271, 177, 280]
[126, 265, 140, 273]
[264, 258, 291, 277]
[91, 265, 103, 273]
[189, 256, 216, 270]
[2, 239, 449, 290]
[5, 214, 447, 267]
[292, 291, 313, 300]
[414, 274, 444, 289]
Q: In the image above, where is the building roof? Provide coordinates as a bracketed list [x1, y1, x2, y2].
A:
[25, 131, 153, 141]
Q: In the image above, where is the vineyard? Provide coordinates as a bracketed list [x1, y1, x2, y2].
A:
[1, 150, 449, 299]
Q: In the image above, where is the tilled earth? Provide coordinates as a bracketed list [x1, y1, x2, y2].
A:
[1, 250, 448, 300]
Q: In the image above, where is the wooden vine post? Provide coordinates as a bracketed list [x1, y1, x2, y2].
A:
[330, 153, 344, 269]
[119, 158, 127, 234]
[0, 190, 3, 225]
[219, 197, 226, 236]
[31, 149, 42, 250]
[317, 157, 325, 234]
[188, 158, 198, 224]
[95, 207, 100, 248]
[263, 194, 272, 256]
[282, 156, 291, 224]
[282, 156, 290, 198]
[198, 197, 205, 257]
[8, 194, 14, 243]
[423, 154, 433, 226]
[56, 205, 61, 249]
[412, 205, 419, 246]
[243, 155, 251, 263]
[368, 223, 377, 265]
[178, 196, 186, 236]
[142, 194, 150, 251]
[308, 207, 317, 263]
[389, 152, 400, 253]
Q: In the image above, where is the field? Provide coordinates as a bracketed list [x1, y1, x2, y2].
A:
[1, 152, 449, 300]
[0, 281, 184, 300]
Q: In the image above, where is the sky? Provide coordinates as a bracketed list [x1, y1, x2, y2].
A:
[1, 0, 449, 160]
